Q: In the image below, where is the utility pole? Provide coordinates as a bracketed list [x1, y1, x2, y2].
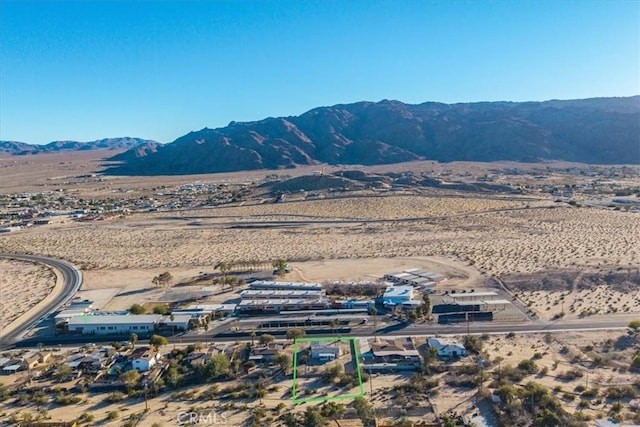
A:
[531, 391, 534, 415]
[144, 383, 149, 411]
[585, 371, 589, 389]
[466, 312, 470, 336]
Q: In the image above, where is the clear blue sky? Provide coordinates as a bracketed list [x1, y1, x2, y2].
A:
[1, 1, 639, 144]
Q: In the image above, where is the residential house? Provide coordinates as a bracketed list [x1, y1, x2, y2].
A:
[78, 355, 107, 374]
[248, 345, 282, 365]
[310, 341, 341, 363]
[427, 337, 467, 358]
[369, 338, 421, 364]
[21, 353, 41, 370]
[248, 347, 280, 365]
[130, 347, 160, 372]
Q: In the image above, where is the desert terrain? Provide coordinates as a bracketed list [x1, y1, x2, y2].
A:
[0, 259, 57, 336]
[0, 151, 639, 426]
[0, 330, 638, 426]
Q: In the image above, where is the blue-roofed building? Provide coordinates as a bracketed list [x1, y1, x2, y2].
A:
[383, 285, 414, 307]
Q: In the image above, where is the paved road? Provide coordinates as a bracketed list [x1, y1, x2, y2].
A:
[14, 312, 637, 349]
[1, 253, 636, 350]
[0, 253, 83, 346]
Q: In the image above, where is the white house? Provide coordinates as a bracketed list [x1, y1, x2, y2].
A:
[383, 285, 414, 306]
[310, 342, 341, 362]
[427, 338, 467, 358]
[130, 347, 160, 372]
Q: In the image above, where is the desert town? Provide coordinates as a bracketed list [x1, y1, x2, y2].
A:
[1, 154, 639, 427]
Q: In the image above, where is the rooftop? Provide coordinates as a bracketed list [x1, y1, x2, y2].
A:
[68, 314, 161, 325]
[450, 291, 498, 299]
[238, 298, 329, 307]
[160, 314, 192, 323]
[249, 280, 324, 290]
[383, 285, 414, 298]
[130, 347, 158, 361]
[240, 289, 325, 298]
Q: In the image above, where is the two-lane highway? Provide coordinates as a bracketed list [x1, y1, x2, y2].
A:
[0, 253, 83, 346]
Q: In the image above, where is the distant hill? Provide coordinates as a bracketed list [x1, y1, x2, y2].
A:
[104, 96, 640, 175]
[0, 137, 158, 155]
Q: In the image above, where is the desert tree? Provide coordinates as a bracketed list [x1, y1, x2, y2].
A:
[274, 352, 292, 374]
[259, 334, 276, 346]
[286, 328, 305, 341]
[353, 397, 376, 426]
[303, 407, 327, 427]
[129, 333, 138, 350]
[273, 258, 288, 276]
[149, 334, 168, 351]
[214, 262, 230, 281]
[129, 304, 145, 314]
[321, 401, 345, 427]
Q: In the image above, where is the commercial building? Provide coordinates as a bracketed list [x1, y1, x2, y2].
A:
[333, 299, 375, 310]
[450, 291, 498, 301]
[239, 289, 326, 300]
[158, 314, 191, 332]
[66, 314, 159, 335]
[248, 280, 324, 291]
[384, 269, 446, 285]
[237, 298, 331, 313]
[382, 285, 415, 306]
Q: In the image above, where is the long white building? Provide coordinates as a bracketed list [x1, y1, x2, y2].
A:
[239, 289, 326, 300]
[237, 298, 330, 313]
[248, 280, 324, 291]
[65, 314, 191, 335]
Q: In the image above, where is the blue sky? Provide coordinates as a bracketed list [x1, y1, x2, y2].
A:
[1, 1, 638, 144]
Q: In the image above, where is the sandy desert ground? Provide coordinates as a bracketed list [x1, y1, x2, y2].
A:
[0, 259, 56, 334]
[1, 192, 639, 321]
[1, 331, 638, 426]
[1, 196, 638, 275]
[1, 154, 639, 426]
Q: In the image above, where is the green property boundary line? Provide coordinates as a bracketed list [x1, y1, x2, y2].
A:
[291, 336, 365, 404]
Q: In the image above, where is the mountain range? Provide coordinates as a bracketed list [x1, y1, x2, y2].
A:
[4, 97, 639, 174]
[105, 96, 639, 175]
[0, 137, 158, 155]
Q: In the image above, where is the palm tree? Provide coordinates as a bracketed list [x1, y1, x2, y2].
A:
[250, 331, 257, 347]
[422, 292, 431, 319]
[129, 333, 138, 350]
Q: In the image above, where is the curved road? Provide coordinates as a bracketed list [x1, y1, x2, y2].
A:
[0, 253, 82, 346]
